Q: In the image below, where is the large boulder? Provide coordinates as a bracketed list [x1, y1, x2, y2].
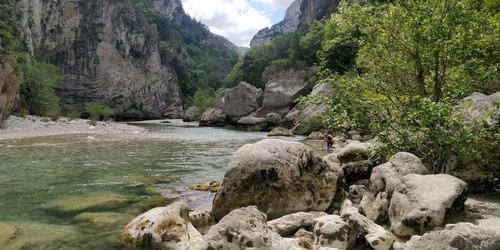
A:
[403, 222, 500, 250]
[120, 201, 203, 249]
[389, 174, 468, 237]
[283, 82, 333, 126]
[182, 106, 199, 122]
[257, 68, 314, 116]
[214, 81, 263, 122]
[236, 116, 268, 131]
[459, 92, 500, 123]
[192, 206, 302, 250]
[199, 108, 226, 127]
[212, 139, 343, 220]
[359, 152, 429, 224]
[445, 92, 500, 191]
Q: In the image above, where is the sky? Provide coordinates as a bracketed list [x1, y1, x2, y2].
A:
[181, 0, 295, 47]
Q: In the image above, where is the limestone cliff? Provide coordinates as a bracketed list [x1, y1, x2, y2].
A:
[11, 0, 189, 119]
[250, 0, 340, 47]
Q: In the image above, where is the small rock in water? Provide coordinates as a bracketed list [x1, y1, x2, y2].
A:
[87, 136, 95, 140]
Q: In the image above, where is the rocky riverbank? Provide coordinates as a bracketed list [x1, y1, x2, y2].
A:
[120, 138, 500, 249]
[0, 115, 147, 141]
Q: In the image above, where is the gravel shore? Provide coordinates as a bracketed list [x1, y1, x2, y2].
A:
[0, 116, 148, 141]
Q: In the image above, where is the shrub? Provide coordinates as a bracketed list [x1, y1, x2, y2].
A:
[294, 115, 325, 135]
[85, 102, 114, 124]
[67, 110, 81, 120]
[188, 89, 215, 115]
[46, 108, 61, 121]
[20, 61, 63, 116]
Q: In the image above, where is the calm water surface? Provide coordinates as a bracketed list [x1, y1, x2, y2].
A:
[0, 124, 304, 249]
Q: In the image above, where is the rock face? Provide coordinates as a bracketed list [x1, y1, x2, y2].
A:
[250, 0, 341, 47]
[212, 139, 342, 220]
[257, 68, 314, 116]
[12, 0, 184, 120]
[120, 201, 202, 249]
[0, 65, 22, 125]
[389, 174, 468, 237]
[284, 81, 333, 126]
[214, 81, 263, 122]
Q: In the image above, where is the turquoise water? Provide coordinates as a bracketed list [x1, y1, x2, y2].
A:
[0, 124, 304, 249]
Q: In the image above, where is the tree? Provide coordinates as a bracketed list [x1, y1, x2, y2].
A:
[20, 62, 63, 116]
[309, 0, 499, 169]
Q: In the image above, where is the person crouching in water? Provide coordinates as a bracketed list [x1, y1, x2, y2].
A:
[322, 133, 334, 150]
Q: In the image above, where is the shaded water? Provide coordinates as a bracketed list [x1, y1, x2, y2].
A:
[0, 124, 304, 249]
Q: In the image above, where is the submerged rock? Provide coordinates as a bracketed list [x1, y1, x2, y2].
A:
[212, 139, 342, 220]
[0, 223, 17, 246]
[188, 181, 221, 193]
[45, 192, 138, 213]
[74, 212, 131, 227]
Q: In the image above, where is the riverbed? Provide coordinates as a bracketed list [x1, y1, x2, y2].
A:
[0, 123, 305, 249]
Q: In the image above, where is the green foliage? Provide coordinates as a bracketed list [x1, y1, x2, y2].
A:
[224, 29, 312, 89]
[20, 62, 63, 116]
[0, 3, 28, 74]
[85, 102, 114, 124]
[126, 0, 239, 102]
[303, 0, 500, 170]
[187, 89, 216, 114]
[294, 115, 325, 136]
[67, 110, 81, 120]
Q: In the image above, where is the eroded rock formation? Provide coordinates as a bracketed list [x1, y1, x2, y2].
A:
[11, 0, 184, 120]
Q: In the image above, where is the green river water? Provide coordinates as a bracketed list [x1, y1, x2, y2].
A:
[0, 123, 304, 249]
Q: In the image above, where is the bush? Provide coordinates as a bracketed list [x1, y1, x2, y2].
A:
[293, 115, 325, 135]
[188, 89, 215, 115]
[85, 102, 114, 124]
[20, 61, 63, 116]
[46, 108, 61, 121]
[67, 110, 81, 120]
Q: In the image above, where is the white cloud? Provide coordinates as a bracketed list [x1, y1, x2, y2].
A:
[182, 0, 292, 47]
[252, 0, 295, 9]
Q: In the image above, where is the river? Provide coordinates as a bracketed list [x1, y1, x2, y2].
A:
[0, 123, 305, 249]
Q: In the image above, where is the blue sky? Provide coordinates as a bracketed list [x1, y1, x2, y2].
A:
[181, 0, 295, 47]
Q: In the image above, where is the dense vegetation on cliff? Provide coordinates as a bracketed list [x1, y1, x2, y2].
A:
[0, 4, 64, 119]
[129, 0, 239, 99]
[227, 0, 499, 173]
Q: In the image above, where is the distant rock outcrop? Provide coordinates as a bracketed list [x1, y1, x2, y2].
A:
[11, 0, 183, 120]
[250, 0, 340, 47]
[214, 81, 263, 122]
[7, 0, 238, 120]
